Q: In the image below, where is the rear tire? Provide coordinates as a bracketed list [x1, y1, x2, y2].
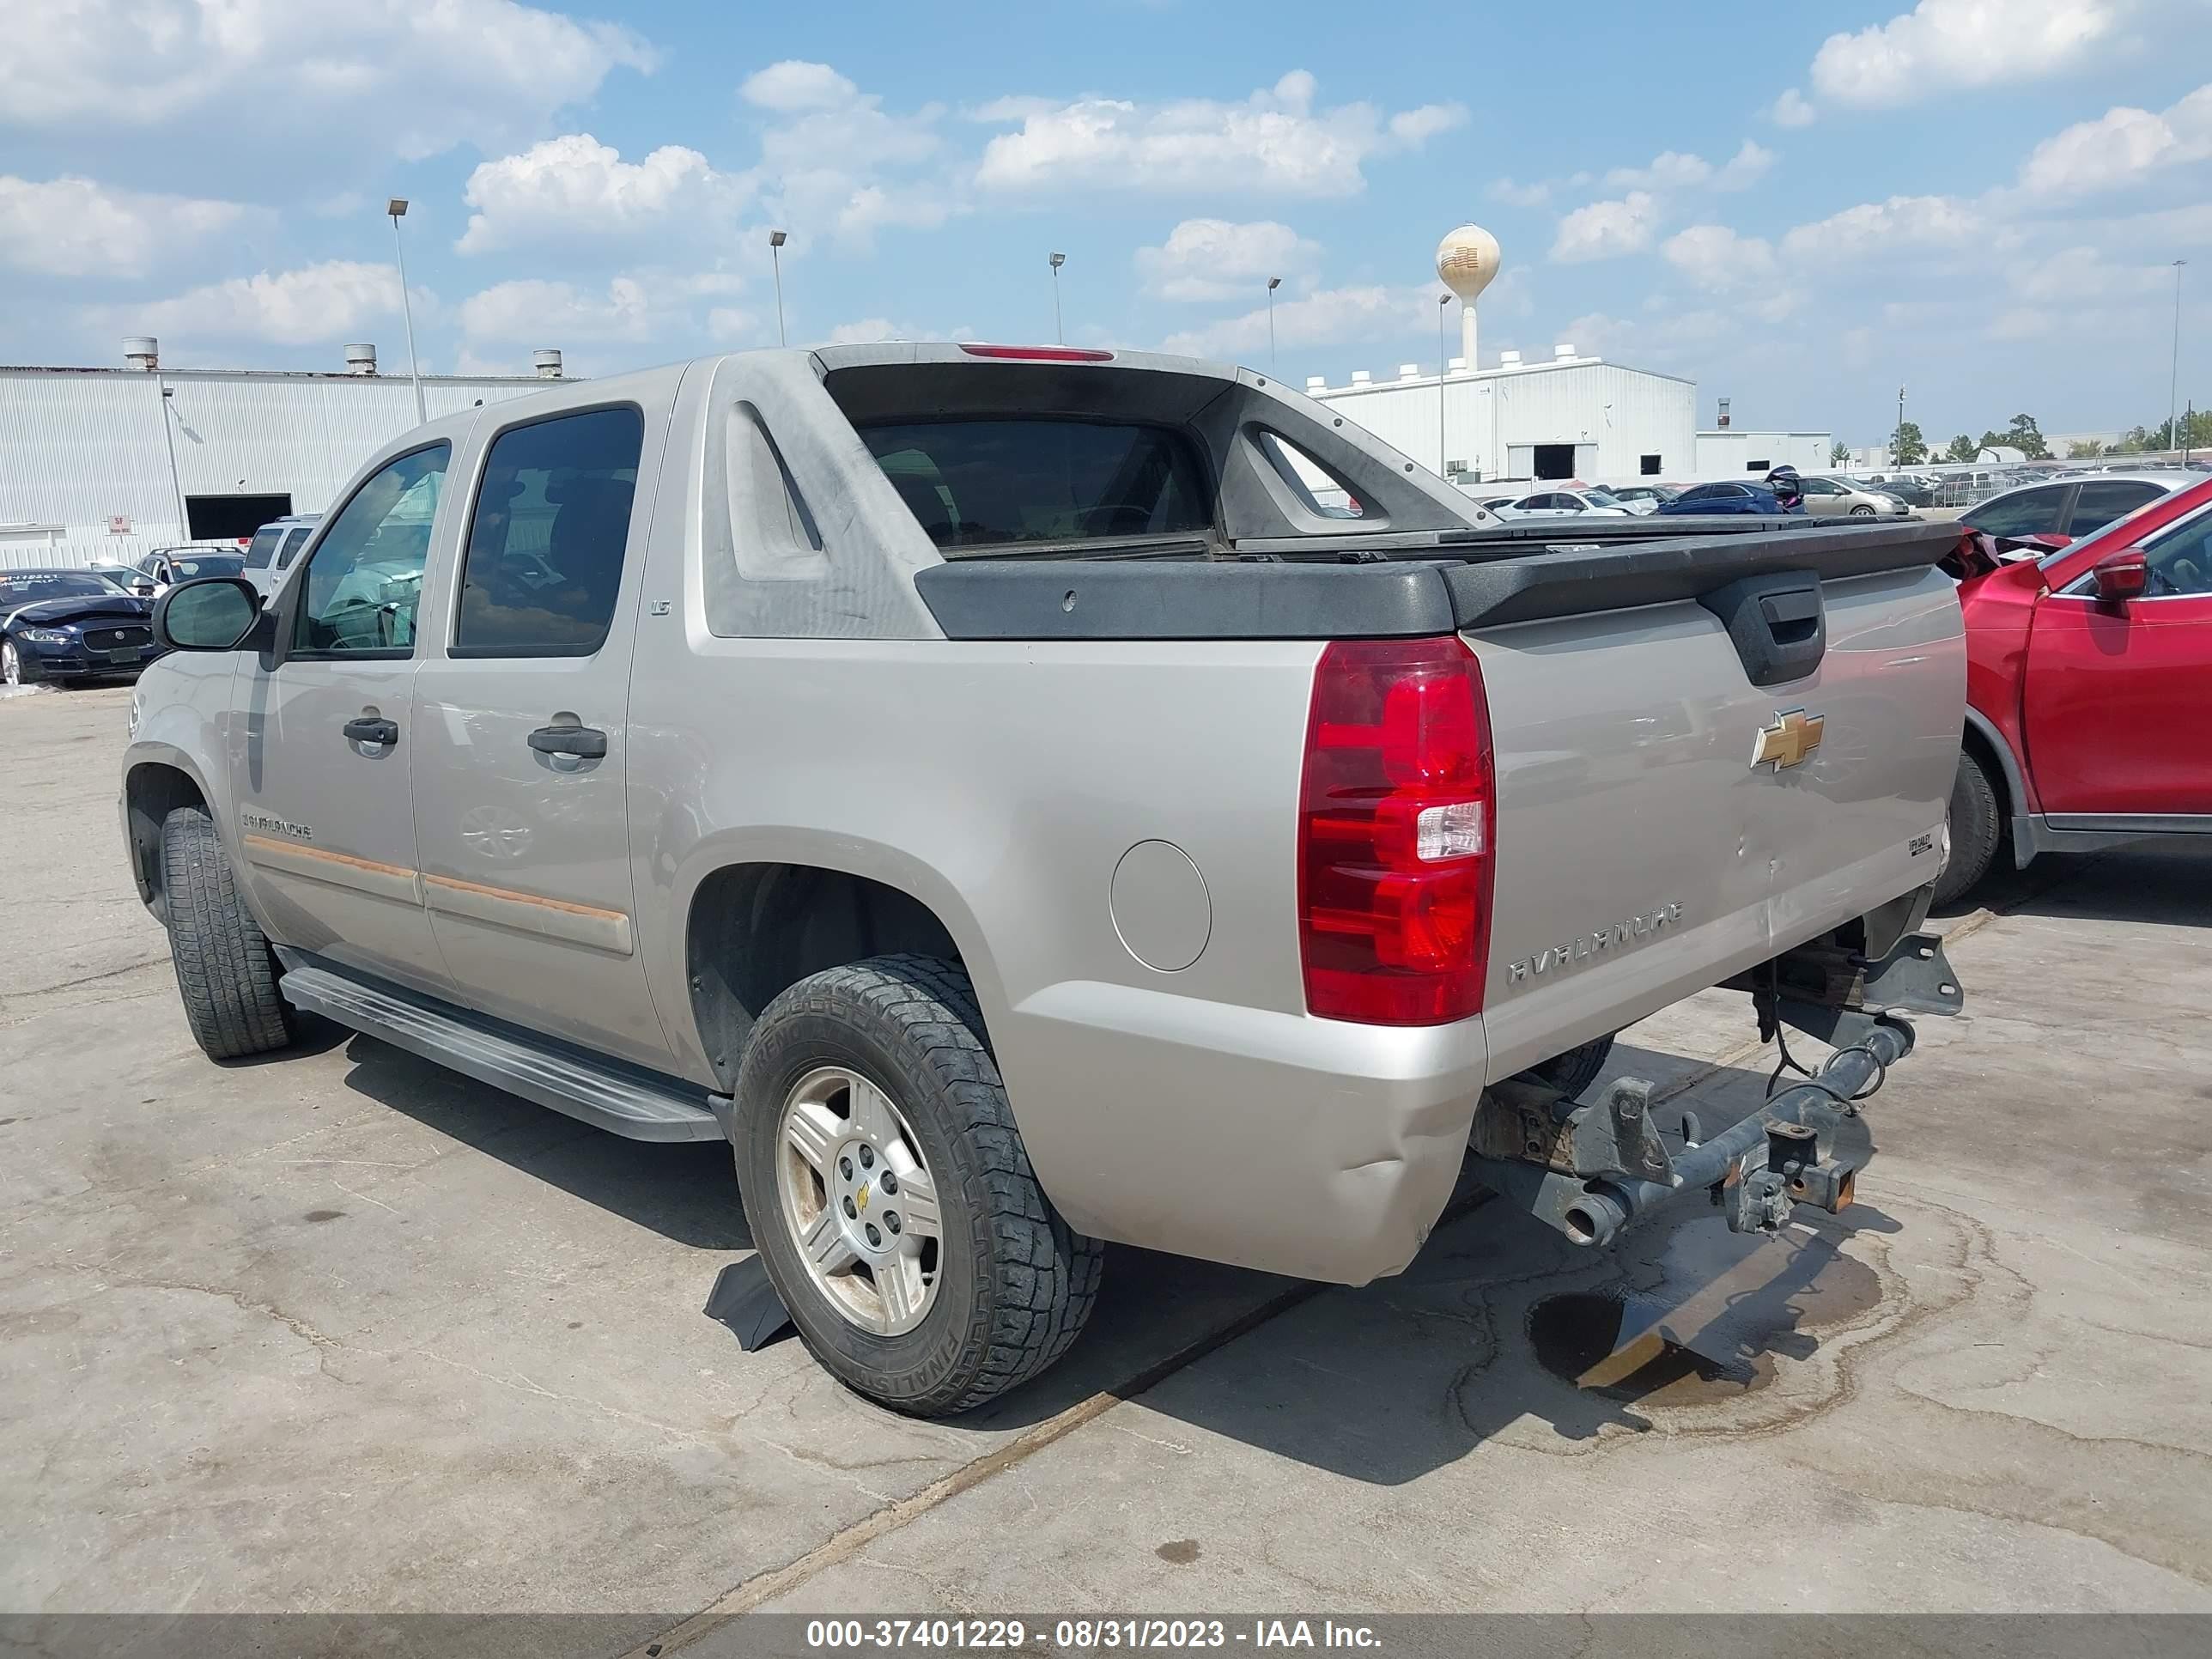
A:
[1516, 1034, 1615, 1100]
[1850, 503, 1876, 517]
[1935, 749, 2002, 907]
[734, 954, 1102, 1416]
[160, 805, 294, 1060]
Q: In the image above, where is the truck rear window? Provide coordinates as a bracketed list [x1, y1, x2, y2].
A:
[860, 420, 1211, 551]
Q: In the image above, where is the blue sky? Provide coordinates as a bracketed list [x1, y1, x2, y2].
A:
[3, 0, 2208, 447]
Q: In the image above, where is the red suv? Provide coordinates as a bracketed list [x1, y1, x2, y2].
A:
[1942, 474, 2212, 902]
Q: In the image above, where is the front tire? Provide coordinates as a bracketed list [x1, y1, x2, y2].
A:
[160, 805, 295, 1060]
[1934, 749, 2002, 906]
[734, 955, 1102, 1416]
[1850, 503, 1876, 516]
[2, 639, 30, 687]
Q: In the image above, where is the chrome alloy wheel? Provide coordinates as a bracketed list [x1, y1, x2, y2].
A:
[775, 1065, 944, 1335]
[2, 641, 21, 687]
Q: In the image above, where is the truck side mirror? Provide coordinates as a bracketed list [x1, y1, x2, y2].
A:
[154, 576, 263, 652]
[2092, 548, 2148, 607]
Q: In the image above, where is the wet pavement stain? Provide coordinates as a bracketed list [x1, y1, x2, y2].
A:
[1155, 1540, 1201, 1565]
[1527, 1220, 1884, 1407]
[302, 1210, 345, 1224]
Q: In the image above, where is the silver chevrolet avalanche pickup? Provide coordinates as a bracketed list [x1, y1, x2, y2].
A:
[121, 344, 1967, 1415]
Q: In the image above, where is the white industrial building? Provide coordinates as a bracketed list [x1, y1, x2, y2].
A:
[1300, 227, 1822, 489]
[0, 339, 563, 569]
[1305, 349, 1698, 485]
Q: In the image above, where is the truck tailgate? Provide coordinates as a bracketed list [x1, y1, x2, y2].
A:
[1469, 562, 1964, 1080]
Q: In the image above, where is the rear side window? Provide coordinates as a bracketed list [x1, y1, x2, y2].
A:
[456, 406, 644, 657]
[276, 526, 313, 569]
[1964, 485, 2066, 538]
[244, 527, 282, 569]
[860, 419, 1211, 551]
[2069, 480, 2163, 537]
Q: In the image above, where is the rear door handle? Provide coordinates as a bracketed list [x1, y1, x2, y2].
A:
[343, 716, 399, 745]
[528, 723, 608, 760]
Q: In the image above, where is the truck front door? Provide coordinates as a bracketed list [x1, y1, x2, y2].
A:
[407, 398, 673, 1069]
[230, 442, 453, 998]
[2024, 501, 2212, 817]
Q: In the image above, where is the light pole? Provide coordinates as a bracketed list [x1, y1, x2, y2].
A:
[1897, 383, 1906, 465]
[386, 199, 425, 425]
[1437, 293, 1452, 478]
[1048, 252, 1066, 343]
[2170, 260, 2187, 457]
[769, 230, 788, 346]
[1267, 276, 1282, 372]
[156, 379, 187, 538]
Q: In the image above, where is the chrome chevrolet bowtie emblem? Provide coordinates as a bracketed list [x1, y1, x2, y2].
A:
[1753, 708, 1825, 770]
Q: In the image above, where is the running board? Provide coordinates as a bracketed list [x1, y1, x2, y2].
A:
[277, 963, 728, 1144]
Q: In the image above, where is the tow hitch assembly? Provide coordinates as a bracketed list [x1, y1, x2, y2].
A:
[1470, 930, 1963, 1248]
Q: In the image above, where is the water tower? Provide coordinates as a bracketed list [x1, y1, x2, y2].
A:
[1435, 225, 1502, 371]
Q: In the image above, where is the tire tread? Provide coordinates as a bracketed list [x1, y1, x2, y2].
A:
[160, 805, 292, 1060]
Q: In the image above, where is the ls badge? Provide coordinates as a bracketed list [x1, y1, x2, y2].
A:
[1753, 708, 1826, 770]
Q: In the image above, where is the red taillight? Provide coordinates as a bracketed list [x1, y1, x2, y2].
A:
[1297, 636, 1496, 1025]
[957, 344, 1115, 362]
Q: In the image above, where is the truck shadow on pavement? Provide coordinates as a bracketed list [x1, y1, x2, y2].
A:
[319, 1016, 1914, 1483]
[1939, 843, 2211, 928]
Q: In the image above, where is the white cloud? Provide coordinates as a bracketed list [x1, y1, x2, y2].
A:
[1606, 151, 1711, 191]
[0, 174, 247, 278]
[1135, 219, 1322, 302]
[1488, 177, 1553, 207]
[739, 61, 860, 112]
[1550, 192, 1660, 262]
[1662, 224, 1778, 289]
[1771, 88, 1816, 128]
[2009, 244, 2179, 301]
[1717, 140, 1778, 189]
[459, 276, 659, 345]
[1808, 0, 2128, 108]
[975, 72, 1465, 198]
[0, 0, 655, 160]
[1159, 283, 1443, 361]
[744, 64, 955, 249]
[2018, 83, 2212, 196]
[119, 261, 413, 347]
[456, 134, 750, 255]
[1779, 194, 1984, 261]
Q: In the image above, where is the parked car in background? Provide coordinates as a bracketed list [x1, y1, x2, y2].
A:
[1938, 475, 2212, 902]
[1606, 483, 1680, 508]
[123, 547, 249, 599]
[240, 514, 324, 597]
[1654, 482, 1787, 516]
[1799, 476, 1911, 517]
[1867, 474, 1938, 507]
[1959, 471, 2195, 554]
[2, 568, 167, 688]
[1500, 487, 1641, 518]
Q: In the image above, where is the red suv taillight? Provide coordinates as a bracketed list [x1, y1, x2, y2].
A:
[1297, 635, 1496, 1025]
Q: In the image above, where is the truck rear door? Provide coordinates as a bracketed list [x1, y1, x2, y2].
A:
[407, 388, 678, 1070]
[1468, 561, 1963, 1080]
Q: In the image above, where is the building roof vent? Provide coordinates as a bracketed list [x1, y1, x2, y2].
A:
[1399, 363, 1420, 380]
[1447, 356, 1467, 373]
[343, 343, 378, 375]
[124, 337, 159, 372]
[1305, 375, 1328, 392]
[1498, 349, 1522, 368]
[532, 349, 563, 379]
[1554, 343, 1577, 360]
[1350, 369, 1371, 386]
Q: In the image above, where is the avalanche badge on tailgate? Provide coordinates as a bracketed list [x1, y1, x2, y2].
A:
[1753, 708, 1825, 770]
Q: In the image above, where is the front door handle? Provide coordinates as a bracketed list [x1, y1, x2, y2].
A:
[343, 716, 399, 745]
[528, 723, 608, 760]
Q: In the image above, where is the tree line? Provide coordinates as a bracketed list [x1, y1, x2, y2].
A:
[1883, 409, 2209, 466]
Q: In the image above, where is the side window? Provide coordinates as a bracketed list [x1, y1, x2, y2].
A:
[2069, 481, 2161, 537]
[276, 527, 313, 569]
[294, 444, 450, 657]
[1799, 477, 1838, 496]
[1966, 485, 2065, 538]
[2142, 514, 2212, 598]
[456, 406, 644, 656]
[244, 527, 283, 570]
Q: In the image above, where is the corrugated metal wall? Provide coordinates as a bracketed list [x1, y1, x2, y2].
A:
[1312, 362, 1698, 484]
[0, 369, 552, 568]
